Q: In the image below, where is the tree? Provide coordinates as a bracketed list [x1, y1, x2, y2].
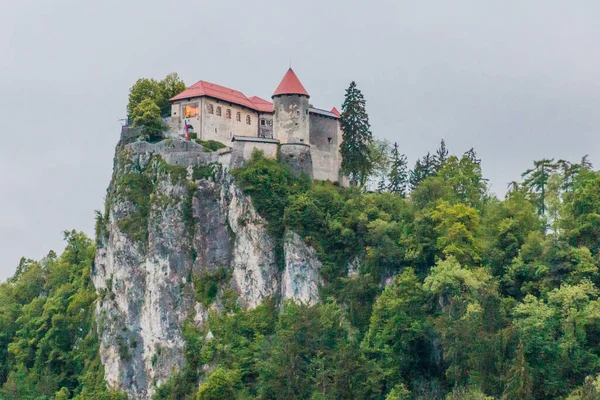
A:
[340, 81, 374, 186]
[196, 368, 241, 400]
[409, 153, 435, 191]
[431, 201, 482, 266]
[126, 73, 186, 119]
[388, 142, 408, 196]
[361, 268, 431, 393]
[131, 98, 168, 141]
[521, 159, 558, 215]
[369, 139, 391, 192]
[433, 139, 449, 173]
[158, 72, 186, 116]
[126, 77, 162, 120]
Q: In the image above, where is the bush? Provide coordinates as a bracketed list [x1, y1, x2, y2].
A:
[196, 368, 241, 400]
[195, 139, 227, 152]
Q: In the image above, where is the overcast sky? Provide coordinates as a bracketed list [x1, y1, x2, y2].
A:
[1, 1, 599, 281]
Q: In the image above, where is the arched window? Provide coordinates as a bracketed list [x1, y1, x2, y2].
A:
[236, 112, 241, 122]
[207, 104, 214, 114]
[226, 109, 231, 119]
[246, 115, 251, 125]
[216, 106, 222, 116]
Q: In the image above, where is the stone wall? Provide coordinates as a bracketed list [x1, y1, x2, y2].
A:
[171, 97, 259, 144]
[125, 139, 231, 168]
[279, 143, 313, 178]
[230, 137, 279, 169]
[258, 113, 274, 139]
[273, 94, 310, 144]
[309, 113, 341, 182]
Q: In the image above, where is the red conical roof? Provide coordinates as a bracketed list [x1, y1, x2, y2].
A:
[331, 107, 341, 117]
[272, 68, 309, 98]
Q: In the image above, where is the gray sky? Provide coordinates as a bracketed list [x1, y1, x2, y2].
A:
[1, 0, 599, 281]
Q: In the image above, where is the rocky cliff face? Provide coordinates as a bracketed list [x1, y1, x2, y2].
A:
[92, 139, 322, 399]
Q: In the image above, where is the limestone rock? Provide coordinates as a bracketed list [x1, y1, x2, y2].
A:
[93, 139, 323, 399]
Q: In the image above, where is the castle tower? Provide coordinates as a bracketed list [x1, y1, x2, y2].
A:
[272, 68, 313, 178]
[272, 68, 310, 144]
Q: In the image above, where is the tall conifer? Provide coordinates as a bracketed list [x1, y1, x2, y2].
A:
[388, 142, 408, 196]
[340, 81, 373, 186]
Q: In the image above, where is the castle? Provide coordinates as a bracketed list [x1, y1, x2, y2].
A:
[168, 68, 344, 183]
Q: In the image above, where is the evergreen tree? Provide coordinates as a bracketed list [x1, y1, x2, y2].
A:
[463, 147, 481, 166]
[521, 159, 558, 215]
[340, 81, 374, 186]
[409, 152, 434, 191]
[388, 142, 408, 196]
[433, 139, 449, 172]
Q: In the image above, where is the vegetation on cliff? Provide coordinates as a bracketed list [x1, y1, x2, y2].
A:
[3, 139, 600, 399]
[0, 231, 126, 399]
[154, 148, 600, 400]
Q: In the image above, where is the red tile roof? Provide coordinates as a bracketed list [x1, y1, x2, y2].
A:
[331, 107, 341, 117]
[170, 80, 258, 110]
[272, 68, 309, 98]
[248, 96, 274, 113]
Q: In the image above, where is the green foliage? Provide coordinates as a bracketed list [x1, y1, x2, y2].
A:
[195, 139, 227, 152]
[193, 268, 230, 306]
[387, 142, 408, 196]
[0, 231, 127, 399]
[127, 72, 186, 119]
[196, 368, 241, 400]
[7, 132, 600, 400]
[132, 98, 168, 141]
[340, 81, 374, 186]
[115, 171, 153, 245]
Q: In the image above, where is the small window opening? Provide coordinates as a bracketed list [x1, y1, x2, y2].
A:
[216, 106, 222, 116]
[260, 119, 266, 126]
[328, 137, 333, 144]
[226, 109, 231, 119]
[236, 112, 241, 122]
[207, 104, 214, 114]
[246, 115, 251, 125]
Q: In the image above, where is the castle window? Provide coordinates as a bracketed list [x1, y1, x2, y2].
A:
[236, 112, 241, 122]
[207, 104, 214, 114]
[246, 115, 251, 125]
[328, 137, 333, 144]
[269, 120, 273, 126]
[260, 119, 266, 126]
[226, 109, 231, 119]
[216, 106, 222, 116]
[185, 104, 199, 118]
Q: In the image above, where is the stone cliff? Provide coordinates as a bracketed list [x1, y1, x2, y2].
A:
[92, 139, 322, 399]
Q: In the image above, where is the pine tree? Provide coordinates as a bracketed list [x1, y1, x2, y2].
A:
[433, 139, 449, 173]
[463, 148, 481, 166]
[521, 158, 557, 215]
[340, 81, 374, 186]
[388, 142, 408, 196]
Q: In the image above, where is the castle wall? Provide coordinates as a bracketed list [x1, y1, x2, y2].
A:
[230, 138, 279, 169]
[258, 113, 274, 139]
[309, 113, 341, 182]
[279, 143, 313, 178]
[273, 95, 310, 144]
[171, 97, 259, 143]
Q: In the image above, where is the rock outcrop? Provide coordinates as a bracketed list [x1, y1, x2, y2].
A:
[92, 139, 322, 399]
